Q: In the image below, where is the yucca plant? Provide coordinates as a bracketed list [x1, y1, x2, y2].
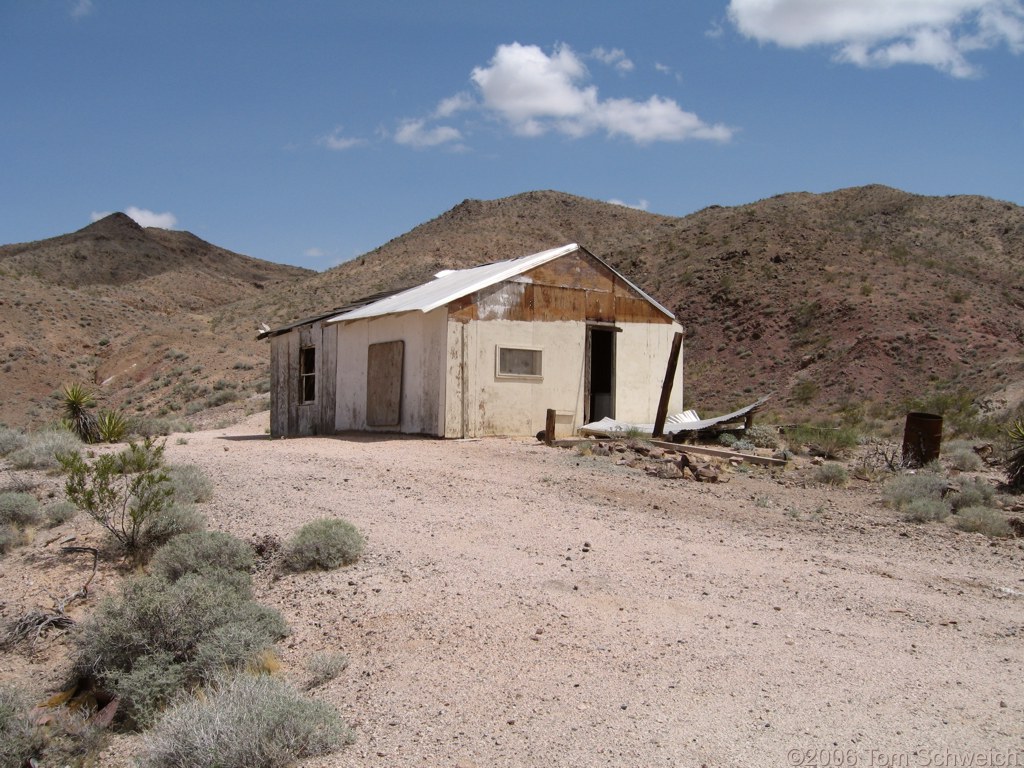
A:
[61, 383, 100, 444]
[1007, 419, 1024, 491]
[97, 409, 129, 443]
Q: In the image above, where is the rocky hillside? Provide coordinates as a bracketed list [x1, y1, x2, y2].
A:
[2, 187, 1022, 431]
[0, 215, 311, 428]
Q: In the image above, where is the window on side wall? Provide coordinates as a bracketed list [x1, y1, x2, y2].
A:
[299, 346, 316, 403]
[496, 346, 542, 379]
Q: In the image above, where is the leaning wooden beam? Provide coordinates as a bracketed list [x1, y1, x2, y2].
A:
[647, 440, 788, 467]
[653, 331, 683, 438]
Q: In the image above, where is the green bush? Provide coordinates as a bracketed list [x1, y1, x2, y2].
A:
[0, 427, 27, 457]
[903, 497, 951, 523]
[8, 427, 81, 470]
[0, 492, 42, 527]
[881, 473, 948, 509]
[166, 464, 214, 504]
[149, 530, 254, 591]
[72, 573, 289, 729]
[717, 433, 738, 447]
[0, 684, 45, 768]
[744, 424, 779, 449]
[96, 409, 129, 443]
[949, 477, 995, 513]
[814, 463, 848, 487]
[60, 439, 203, 560]
[1007, 419, 1024, 491]
[138, 672, 351, 768]
[283, 519, 364, 572]
[955, 506, 1012, 538]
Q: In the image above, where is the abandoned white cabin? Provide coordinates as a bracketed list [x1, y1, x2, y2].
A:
[261, 243, 683, 438]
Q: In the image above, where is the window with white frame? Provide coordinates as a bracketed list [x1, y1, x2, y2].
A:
[496, 346, 542, 379]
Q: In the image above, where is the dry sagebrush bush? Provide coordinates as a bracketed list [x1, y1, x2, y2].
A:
[8, 427, 81, 470]
[148, 530, 254, 592]
[283, 518, 364, 572]
[166, 464, 214, 504]
[139, 672, 352, 768]
[0, 492, 42, 528]
[72, 573, 288, 728]
[881, 473, 948, 509]
[902, 497, 951, 523]
[955, 506, 1013, 538]
[0, 684, 45, 768]
[814, 463, 848, 487]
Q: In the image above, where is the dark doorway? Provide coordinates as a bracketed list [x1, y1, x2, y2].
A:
[587, 327, 616, 422]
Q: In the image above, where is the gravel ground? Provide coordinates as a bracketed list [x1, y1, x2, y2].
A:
[4, 412, 1023, 767]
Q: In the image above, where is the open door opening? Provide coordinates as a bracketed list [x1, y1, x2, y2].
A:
[586, 327, 616, 422]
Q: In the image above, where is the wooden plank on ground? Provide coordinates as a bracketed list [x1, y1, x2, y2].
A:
[648, 440, 787, 467]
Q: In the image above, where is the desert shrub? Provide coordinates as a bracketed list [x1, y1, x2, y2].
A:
[129, 416, 192, 439]
[744, 424, 779, 449]
[72, 572, 289, 729]
[305, 651, 350, 690]
[283, 518, 364, 572]
[138, 672, 351, 768]
[96, 409, 129, 443]
[733, 438, 755, 452]
[955, 506, 1012, 538]
[947, 447, 983, 472]
[44, 500, 77, 527]
[0, 491, 42, 527]
[881, 473, 948, 509]
[0, 427, 27, 457]
[166, 464, 214, 504]
[814, 463, 848, 487]
[1007, 419, 1024, 491]
[0, 524, 23, 554]
[717, 433, 738, 447]
[949, 477, 995, 513]
[0, 684, 45, 768]
[60, 383, 100, 444]
[903, 497, 951, 523]
[8, 427, 81, 470]
[785, 424, 859, 458]
[149, 530, 254, 590]
[60, 439, 202, 561]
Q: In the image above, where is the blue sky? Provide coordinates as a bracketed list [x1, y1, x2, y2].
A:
[2, 0, 1022, 270]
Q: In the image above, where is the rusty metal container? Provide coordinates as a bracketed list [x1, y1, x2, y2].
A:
[902, 412, 943, 467]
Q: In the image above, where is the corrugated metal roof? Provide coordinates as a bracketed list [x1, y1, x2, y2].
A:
[326, 243, 673, 324]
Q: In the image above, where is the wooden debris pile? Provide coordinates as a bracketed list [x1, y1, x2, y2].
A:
[583, 439, 738, 482]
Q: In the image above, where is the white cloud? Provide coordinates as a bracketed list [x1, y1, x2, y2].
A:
[591, 47, 635, 72]
[70, 0, 94, 18]
[607, 198, 650, 210]
[434, 92, 475, 118]
[91, 207, 177, 228]
[728, 0, 1024, 77]
[394, 119, 463, 148]
[304, 247, 325, 258]
[470, 42, 732, 143]
[320, 127, 366, 150]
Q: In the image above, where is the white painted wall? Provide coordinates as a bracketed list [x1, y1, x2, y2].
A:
[332, 308, 448, 434]
[444, 319, 683, 438]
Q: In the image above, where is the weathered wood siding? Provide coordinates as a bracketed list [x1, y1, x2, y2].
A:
[268, 320, 337, 437]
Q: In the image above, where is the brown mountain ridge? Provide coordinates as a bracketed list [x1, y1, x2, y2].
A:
[1, 186, 1022, 431]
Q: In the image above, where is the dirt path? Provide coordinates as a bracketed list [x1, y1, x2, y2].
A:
[4, 412, 1022, 767]
[170, 415, 1024, 767]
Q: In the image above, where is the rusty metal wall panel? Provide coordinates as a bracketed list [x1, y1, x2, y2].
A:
[614, 296, 673, 324]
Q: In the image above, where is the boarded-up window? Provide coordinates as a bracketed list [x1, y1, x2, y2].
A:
[299, 347, 316, 403]
[496, 346, 542, 379]
[367, 340, 403, 426]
